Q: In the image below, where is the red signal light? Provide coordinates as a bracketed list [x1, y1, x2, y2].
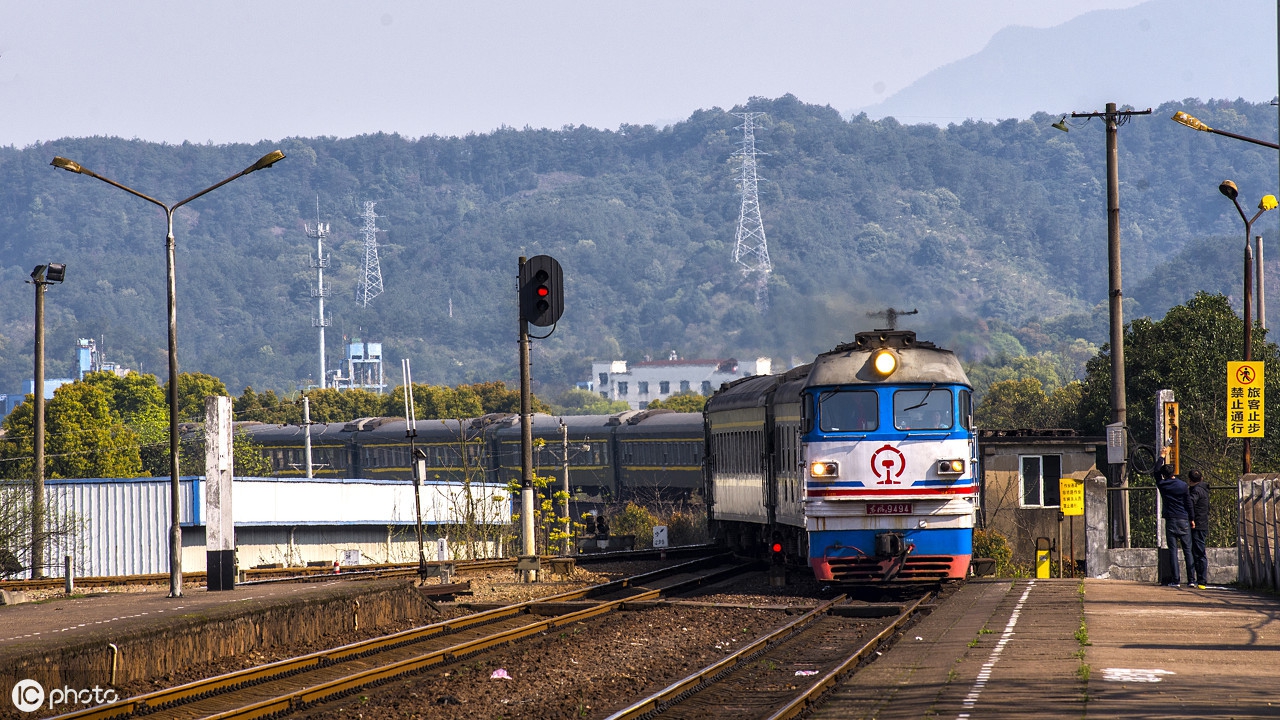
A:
[536, 285, 549, 297]
[771, 542, 783, 554]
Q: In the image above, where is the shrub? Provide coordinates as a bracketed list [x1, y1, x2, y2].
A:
[973, 528, 1016, 576]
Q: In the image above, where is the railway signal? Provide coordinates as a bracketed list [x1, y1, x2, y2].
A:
[519, 254, 563, 327]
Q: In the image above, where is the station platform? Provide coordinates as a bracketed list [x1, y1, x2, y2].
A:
[811, 578, 1280, 719]
[0, 577, 440, 695]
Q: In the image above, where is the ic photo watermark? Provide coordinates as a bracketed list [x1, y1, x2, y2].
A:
[11, 679, 118, 713]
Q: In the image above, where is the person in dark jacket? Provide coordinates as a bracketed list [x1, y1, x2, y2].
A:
[1187, 468, 1210, 588]
[1155, 448, 1195, 587]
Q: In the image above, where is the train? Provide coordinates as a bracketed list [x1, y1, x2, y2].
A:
[705, 328, 977, 583]
[237, 409, 705, 501]
[240, 327, 975, 584]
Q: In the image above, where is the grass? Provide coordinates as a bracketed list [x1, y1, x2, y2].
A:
[1075, 618, 1090, 646]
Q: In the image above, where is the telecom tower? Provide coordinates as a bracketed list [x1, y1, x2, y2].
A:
[731, 111, 772, 312]
[305, 201, 331, 389]
[357, 201, 385, 307]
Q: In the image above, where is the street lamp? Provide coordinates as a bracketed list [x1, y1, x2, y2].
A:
[1173, 111, 1280, 150]
[1219, 179, 1277, 474]
[50, 150, 285, 597]
[26, 263, 65, 579]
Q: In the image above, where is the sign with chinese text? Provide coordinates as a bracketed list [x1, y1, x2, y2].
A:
[1227, 361, 1265, 437]
[1059, 477, 1084, 516]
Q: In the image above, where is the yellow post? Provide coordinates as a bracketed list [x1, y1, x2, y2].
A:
[1036, 537, 1051, 579]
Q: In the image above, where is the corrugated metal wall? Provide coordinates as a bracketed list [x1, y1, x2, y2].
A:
[27, 476, 507, 577]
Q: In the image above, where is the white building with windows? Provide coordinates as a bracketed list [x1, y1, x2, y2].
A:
[588, 355, 773, 410]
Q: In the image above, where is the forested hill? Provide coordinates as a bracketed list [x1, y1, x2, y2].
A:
[0, 95, 1276, 396]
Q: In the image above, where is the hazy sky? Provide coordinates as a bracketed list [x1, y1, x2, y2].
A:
[2, 1, 1151, 147]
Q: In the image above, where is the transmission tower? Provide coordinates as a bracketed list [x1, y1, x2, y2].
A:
[305, 198, 331, 388]
[357, 201, 385, 307]
[731, 111, 772, 311]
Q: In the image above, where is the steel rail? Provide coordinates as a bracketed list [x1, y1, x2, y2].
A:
[765, 592, 931, 720]
[605, 591, 929, 720]
[50, 554, 743, 720]
[5, 545, 721, 591]
[604, 593, 851, 720]
[214, 563, 751, 720]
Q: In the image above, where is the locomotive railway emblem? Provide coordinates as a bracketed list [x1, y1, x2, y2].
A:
[870, 444, 906, 484]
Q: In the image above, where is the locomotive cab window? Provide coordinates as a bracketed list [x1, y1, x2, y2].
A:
[893, 388, 953, 430]
[817, 390, 878, 432]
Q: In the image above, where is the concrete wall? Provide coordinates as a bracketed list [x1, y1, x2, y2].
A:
[1085, 472, 1239, 583]
[0, 580, 433, 692]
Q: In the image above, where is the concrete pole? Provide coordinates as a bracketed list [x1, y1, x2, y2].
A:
[1105, 103, 1130, 548]
[561, 419, 571, 556]
[303, 396, 314, 480]
[1258, 236, 1267, 331]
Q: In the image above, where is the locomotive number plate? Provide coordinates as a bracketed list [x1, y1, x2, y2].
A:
[867, 503, 912, 515]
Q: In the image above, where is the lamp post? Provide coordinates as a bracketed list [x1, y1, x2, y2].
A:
[27, 263, 65, 579]
[1219, 179, 1277, 474]
[1174, 111, 1280, 330]
[50, 150, 285, 597]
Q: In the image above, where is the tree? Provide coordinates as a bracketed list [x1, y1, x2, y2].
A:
[550, 388, 631, 416]
[83, 371, 168, 475]
[41, 383, 142, 479]
[975, 378, 1083, 430]
[169, 372, 229, 423]
[1079, 292, 1280, 483]
[646, 392, 707, 413]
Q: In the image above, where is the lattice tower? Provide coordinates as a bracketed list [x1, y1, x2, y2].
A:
[357, 201, 385, 307]
[305, 198, 331, 388]
[731, 111, 772, 311]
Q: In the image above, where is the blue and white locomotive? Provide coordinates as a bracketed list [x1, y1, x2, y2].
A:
[706, 329, 977, 583]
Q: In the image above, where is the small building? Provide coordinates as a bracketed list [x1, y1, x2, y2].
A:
[977, 429, 1104, 569]
[589, 354, 772, 410]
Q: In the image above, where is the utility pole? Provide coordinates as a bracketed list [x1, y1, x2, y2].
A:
[1070, 102, 1151, 548]
[303, 396, 314, 480]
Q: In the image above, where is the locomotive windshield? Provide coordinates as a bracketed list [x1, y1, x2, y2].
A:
[893, 388, 954, 430]
[817, 390, 878, 432]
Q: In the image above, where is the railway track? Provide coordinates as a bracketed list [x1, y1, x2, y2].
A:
[1, 544, 718, 592]
[606, 591, 931, 720]
[51, 553, 749, 720]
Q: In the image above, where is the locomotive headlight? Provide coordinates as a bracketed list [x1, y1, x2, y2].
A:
[871, 349, 899, 377]
[937, 459, 965, 475]
[809, 461, 839, 479]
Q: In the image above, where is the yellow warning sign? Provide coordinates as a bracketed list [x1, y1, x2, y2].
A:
[1059, 477, 1084, 516]
[1227, 361, 1265, 438]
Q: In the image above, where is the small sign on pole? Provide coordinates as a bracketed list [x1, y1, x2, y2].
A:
[1227, 361, 1265, 437]
[652, 525, 669, 549]
[1059, 477, 1084, 516]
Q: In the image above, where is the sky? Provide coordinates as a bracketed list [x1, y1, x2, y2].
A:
[2, 1, 1158, 147]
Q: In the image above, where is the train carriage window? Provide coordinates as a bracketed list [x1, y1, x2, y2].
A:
[818, 390, 879, 432]
[893, 388, 954, 430]
[1021, 455, 1062, 508]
